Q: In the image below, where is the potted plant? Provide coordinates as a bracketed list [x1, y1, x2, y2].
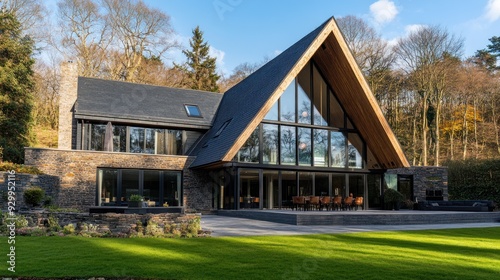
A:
[128, 194, 144, 208]
[383, 188, 404, 210]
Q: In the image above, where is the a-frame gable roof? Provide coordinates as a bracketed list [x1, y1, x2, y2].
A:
[190, 17, 409, 169]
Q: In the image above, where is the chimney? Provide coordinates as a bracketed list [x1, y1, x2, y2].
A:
[57, 61, 78, 150]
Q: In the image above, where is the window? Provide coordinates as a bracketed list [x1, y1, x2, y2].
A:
[184, 104, 202, 117]
[97, 168, 182, 207]
[82, 123, 184, 155]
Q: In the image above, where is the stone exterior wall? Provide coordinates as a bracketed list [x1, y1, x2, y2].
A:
[0, 172, 59, 209]
[24, 148, 215, 212]
[58, 61, 78, 150]
[387, 166, 448, 202]
[20, 211, 201, 235]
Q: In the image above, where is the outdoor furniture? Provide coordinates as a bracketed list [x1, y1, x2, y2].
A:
[353, 196, 364, 210]
[332, 196, 342, 211]
[319, 196, 331, 211]
[343, 197, 353, 211]
[309, 196, 320, 211]
[252, 197, 260, 208]
[292, 196, 306, 211]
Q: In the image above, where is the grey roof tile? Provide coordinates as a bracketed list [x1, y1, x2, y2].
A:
[75, 78, 222, 129]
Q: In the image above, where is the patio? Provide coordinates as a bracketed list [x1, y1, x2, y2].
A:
[217, 209, 500, 226]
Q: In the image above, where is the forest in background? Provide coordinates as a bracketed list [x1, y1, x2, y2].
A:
[1, 0, 499, 166]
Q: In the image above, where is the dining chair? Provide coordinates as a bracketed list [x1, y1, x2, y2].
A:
[309, 196, 320, 211]
[343, 196, 354, 211]
[332, 196, 342, 211]
[319, 196, 331, 211]
[353, 196, 364, 210]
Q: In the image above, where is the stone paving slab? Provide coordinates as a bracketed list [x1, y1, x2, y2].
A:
[201, 214, 500, 237]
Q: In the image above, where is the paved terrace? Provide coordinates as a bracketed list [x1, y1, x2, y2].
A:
[215, 209, 500, 226]
[201, 213, 500, 237]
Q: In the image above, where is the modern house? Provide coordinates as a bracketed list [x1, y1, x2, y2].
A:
[23, 17, 447, 212]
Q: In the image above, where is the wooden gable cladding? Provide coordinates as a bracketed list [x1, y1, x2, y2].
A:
[312, 29, 409, 168]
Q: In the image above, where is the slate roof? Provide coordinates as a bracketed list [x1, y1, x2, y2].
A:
[189, 18, 332, 167]
[75, 77, 222, 129]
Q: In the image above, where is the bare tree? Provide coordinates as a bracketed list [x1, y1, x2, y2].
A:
[57, 0, 111, 77]
[0, 0, 49, 41]
[336, 15, 395, 100]
[33, 61, 60, 130]
[395, 25, 463, 166]
[101, 0, 177, 82]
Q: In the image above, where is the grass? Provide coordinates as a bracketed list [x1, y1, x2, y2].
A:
[1, 227, 499, 279]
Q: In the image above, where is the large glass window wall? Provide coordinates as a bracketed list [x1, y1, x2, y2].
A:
[97, 168, 182, 207]
[83, 123, 183, 155]
[238, 61, 366, 169]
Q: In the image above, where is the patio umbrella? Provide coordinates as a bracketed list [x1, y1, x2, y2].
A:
[103, 122, 113, 152]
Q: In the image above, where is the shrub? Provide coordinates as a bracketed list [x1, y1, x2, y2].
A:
[45, 215, 61, 232]
[384, 188, 405, 203]
[145, 220, 164, 237]
[0, 162, 43, 174]
[63, 224, 76, 235]
[24, 186, 45, 207]
[129, 194, 144, 201]
[43, 195, 53, 206]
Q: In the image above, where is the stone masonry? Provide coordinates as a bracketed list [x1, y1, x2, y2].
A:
[58, 61, 78, 150]
[0, 172, 59, 209]
[387, 166, 448, 202]
[24, 148, 215, 212]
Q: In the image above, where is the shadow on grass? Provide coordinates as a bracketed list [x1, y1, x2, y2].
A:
[2, 227, 499, 280]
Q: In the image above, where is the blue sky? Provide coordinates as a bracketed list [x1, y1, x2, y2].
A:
[142, 0, 500, 76]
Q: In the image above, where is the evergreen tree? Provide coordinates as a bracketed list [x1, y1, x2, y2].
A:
[177, 26, 220, 92]
[0, 11, 35, 163]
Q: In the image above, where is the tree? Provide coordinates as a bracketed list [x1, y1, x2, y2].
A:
[0, 0, 48, 40]
[395, 25, 463, 166]
[0, 11, 35, 163]
[101, 0, 177, 82]
[336, 15, 395, 100]
[177, 26, 220, 92]
[57, 0, 110, 77]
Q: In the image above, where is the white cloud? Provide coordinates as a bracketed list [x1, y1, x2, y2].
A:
[404, 24, 427, 34]
[370, 0, 398, 24]
[485, 0, 500, 22]
[209, 46, 228, 75]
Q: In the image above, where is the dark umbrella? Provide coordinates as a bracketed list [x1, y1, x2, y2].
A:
[104, 122, 113, 152]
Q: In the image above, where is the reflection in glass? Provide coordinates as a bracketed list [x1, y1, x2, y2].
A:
[313, 64, 328, 126]
[297, 64, 312, 124]
[122, 169, 140, 203]
[348, 133, 364, 169]
[313, 129, 328, 167]
[262, 124, 278, 164]
[280, 80, 296, 122]
[91, 124, 106, 151]
[298, 127, 311, 166]
[329, 90, 344, 128]
[264, 101, 278, 120]
[164, 172, 181, 206]
[143, 171, 160, 206]
[280, 125, 296, 165]
[349, 174, 364, 197]
[145, 128, 155, 154]
[332, 174, 346, 197]
[99, 169, 118, 206]
[113, 126, 126, 152]
[330, 131, 346, 167]
[238, 126, 259, 163]
[130, 127, 145, 153]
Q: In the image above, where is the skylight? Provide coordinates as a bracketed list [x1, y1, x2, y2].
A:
[184, 104, 202, 117]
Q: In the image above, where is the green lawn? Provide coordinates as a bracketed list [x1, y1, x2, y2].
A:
[1, 227, 500, 279]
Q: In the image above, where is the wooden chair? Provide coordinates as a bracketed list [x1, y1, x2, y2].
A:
[252, 197, 260, 208]
[332, 196, 342, 211]
[292, 196, 306, 211]
[343, 197, 354, 211]
[309, 196, 320, 211]
[319, 196, 331, 211]
[353, 196, 364, 210]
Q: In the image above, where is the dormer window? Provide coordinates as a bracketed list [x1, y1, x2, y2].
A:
[184, 104, 202, 117]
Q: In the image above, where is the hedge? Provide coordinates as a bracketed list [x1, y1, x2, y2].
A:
[446, 159, 500, 205]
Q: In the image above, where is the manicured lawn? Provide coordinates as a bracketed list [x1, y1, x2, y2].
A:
[1, 227, 500, 279]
